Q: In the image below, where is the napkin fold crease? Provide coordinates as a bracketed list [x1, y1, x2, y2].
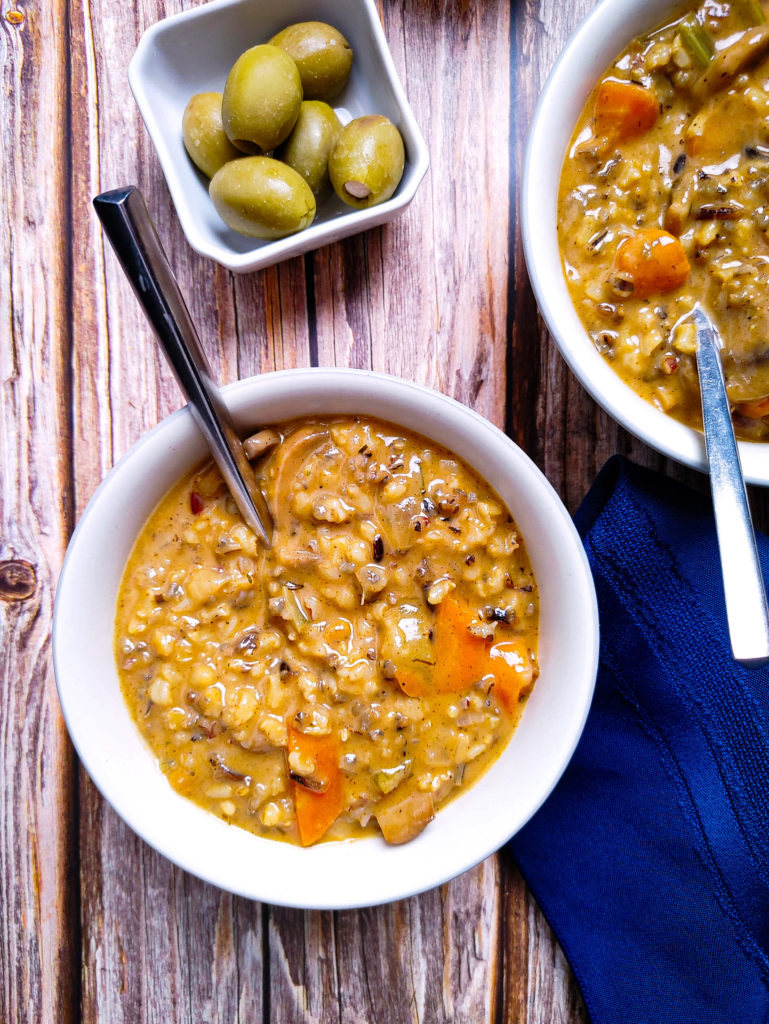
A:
[509, 457, 769, 1024]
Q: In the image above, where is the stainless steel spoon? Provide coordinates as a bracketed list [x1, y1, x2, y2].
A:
[93, 186, 273, 547]
[686, 303, 769, 665]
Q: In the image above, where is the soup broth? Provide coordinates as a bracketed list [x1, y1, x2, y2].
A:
[115, 417, 539, 846]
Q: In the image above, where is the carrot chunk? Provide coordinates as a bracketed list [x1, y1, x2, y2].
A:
[432, 594, 491, 694]
[594, 79, 659, 144]
[487, 640, 537, 713]
[288, 729, 343, 847]
[614, 229, 690, 298]
[736, 395, 769, 419]
[395, 665, 432, 699]
[429, 595, 537, 713]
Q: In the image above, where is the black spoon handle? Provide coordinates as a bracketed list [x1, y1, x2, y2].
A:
[93, 185, 273, 546]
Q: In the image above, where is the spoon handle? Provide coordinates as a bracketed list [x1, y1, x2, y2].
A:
[93, 185, 273, 547]
[693, 305, 769, 665]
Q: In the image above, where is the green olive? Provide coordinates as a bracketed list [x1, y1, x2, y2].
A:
[222, 44, 303, 154]
[182, 92, 241, 179]
[209, 156, 316, 239]
[277, 101, 342, 195]
[328, 115, 405, 209]
[269, 21, 353, 101]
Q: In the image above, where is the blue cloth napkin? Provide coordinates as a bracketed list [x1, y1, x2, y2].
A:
[509, 457, 769, 1024]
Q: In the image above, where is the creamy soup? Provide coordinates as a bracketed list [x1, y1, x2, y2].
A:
[559, 0, 769, 439]
[115, 417, 539, 846]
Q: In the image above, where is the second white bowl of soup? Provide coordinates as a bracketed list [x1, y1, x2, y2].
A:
[54, 369, 598, 908]
[524, 0, 769, 483]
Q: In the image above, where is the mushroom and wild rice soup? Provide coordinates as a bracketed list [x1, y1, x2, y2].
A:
[116, 417, 539, 846]
[559, 0, 769, 439]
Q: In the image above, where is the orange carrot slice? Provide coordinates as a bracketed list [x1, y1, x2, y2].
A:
[487, 640, 537, 713]
[431, 596, 537, 713]
[736, 395, 769, 419]
[614, 229, 690, 298]
[395, 665, 432, 699]
[288, 729, 343, 847]
[432, 594, 490, 694]
[594, 79, 659, 144]
[394, 595, 538, 713]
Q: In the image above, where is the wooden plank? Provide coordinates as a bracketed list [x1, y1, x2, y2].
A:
[264, 859, 500, 1024]
[314, 0, 511, 429]
[7, 0, 768, 1019]
[65, 2, 305, 1021]
[502, 1, 596, 1020]
[80, 790, 266, 1023]
[276, 1, 513, 1020]
[232, 259, 313, 378]
[0, 2, 79, 1023]
[23, 0, 757, 1017]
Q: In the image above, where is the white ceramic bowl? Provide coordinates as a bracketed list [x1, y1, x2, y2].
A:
[523, 0, 769, 485]
[129, 0, 429, 274]
[54, 369, 598, 908]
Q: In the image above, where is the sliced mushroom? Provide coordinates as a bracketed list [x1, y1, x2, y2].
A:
[374, 784, 434, 845]
[692, 26, 769, 100]
[269, 425, 331, 535]
[243, 428, 280, 461]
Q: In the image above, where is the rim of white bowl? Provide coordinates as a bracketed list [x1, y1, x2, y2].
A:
[522, 0, 769, 486]
[53, 368, 598, 908]
[128, 0, 430, 274]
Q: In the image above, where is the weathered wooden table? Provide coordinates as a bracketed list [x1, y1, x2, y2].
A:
[4, 0, 768, 1020]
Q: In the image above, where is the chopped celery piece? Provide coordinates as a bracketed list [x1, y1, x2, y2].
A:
[372, 760, 413, 795]
[679, 16, 715, 68]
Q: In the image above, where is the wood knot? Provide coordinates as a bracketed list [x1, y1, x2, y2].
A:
[0, 560, 37, 601]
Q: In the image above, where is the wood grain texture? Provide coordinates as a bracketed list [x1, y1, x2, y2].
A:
[66, 3, 276, 1020]
[7, 0, 767, 1019]
[0, 2, 79, 1022]
[314, 0, 511, 430]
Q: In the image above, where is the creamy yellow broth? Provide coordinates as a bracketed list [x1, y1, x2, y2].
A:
[115, 417, 539, 846]
[559, 0, 769, 440]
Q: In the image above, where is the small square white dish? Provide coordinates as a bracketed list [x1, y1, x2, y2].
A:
[129, 0, 429, 273]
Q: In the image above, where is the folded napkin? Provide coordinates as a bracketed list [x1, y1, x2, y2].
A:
[509, 457, 769, 1024]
